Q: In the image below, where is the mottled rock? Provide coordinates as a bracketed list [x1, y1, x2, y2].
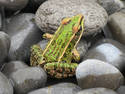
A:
[1, 61, 28, 78]
[10, 67, 47, 94]
[84, 39, 125, 71]
[0, 31, 10, 66]
[0, 72, 13, 94]
[35, 0, 108, 35]
[5, 13, 42, 62]
[0, 0, 29, 11]
[76, 59, 124, 89]
[116, 86, 125, 94]
[28, 82, 81, 94]
[77, 88, 118, 94]
[108, 10, 125, 45]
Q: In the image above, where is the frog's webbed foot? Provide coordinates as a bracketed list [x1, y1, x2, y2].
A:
[72, 48, 80, 62]
[30, 45, 45, 66]
[43, 33, 53, 39]
[44, 62, 78, 78]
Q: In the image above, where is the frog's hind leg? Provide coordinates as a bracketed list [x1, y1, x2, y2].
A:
[43, 33, 53, 39]
[44, 62, 78, 78]
[30, 45, 45, 66]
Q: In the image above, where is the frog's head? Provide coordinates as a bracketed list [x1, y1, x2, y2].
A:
[61, 14, 84, 33]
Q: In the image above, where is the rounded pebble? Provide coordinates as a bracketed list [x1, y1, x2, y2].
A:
[35, 0, 108, 35]
[76, 59, 124, 89]
[0, 72, 13, 94]
[77, 88, 118, 94]
[10, 67, 47, 94]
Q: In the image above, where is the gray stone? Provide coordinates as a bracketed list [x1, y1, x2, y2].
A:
[28, 82, 81, 94]
[0, 0, 29, 11]
[0, 72, 13, 94]
[116, 86, 125, 94]
[35, 0, 108, 35]
[107, 10, 125, 45]
[83, 39, 125, 71]
[97, 0, 124, 15]
[5, 13, 42, 62]
[0, 31, 10, 66]
[77, 88, 118, 94]
[10, 67, 47, 94]
[31, 0, 46, 5]
[1, 61, 28, 78]
[76, 59, 124, 89]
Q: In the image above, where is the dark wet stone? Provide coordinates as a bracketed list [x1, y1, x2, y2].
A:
[77, 88, 118, 94]
[10, 67, 47, 94]
[76, 59, 124, 89]
[83, 39, 125, 71]
[116, 86, 125, 94]
[0, 72, 13, 94]
[28, 82, 81, 94]
[0, 31, 10, 66]
[108, 10, 125, 45]
[5, 13, 42, 62]
[0, 0, 29, 11]
[1, 61, 28, 78]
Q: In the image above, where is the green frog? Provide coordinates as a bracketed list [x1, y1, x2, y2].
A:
[30, 14, 84, 78]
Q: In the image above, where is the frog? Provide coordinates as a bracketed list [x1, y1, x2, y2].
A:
[30, 14, 84, 78]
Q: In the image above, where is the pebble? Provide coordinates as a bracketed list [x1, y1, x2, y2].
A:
[0, 72, 13, 94]
[83, 39, 125, 71]
[107, 10, 125, 45]
[10, 67, 47, 94]
[28, 82, 81, 94]
[0, 31, 10, 66]
[0, 0, 29, 11]
[35, 0, 108, 35]
[97, 0, 124, 15]
[76, 59, 124, 89]
[116, 86, 125, 94]
[5, 13, 42, 62]
[1, 61, 28, 78]
[77, 88, 118, 94]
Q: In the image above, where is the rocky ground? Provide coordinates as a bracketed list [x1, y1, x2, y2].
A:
[0, 0, 125, 94]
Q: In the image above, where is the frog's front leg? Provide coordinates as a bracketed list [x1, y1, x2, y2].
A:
[30, 45, 46, 66]
[72, 48, 80, 62]
[44, 62, 78, 78]
[43, 33, 53, 39]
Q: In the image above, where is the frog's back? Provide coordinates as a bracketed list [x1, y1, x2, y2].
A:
[43, 15, 83, 62]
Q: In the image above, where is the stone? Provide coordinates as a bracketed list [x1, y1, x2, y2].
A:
[107, 10, 125, 45]
[0, 72, 13, 94]
[0, 0, 29, 11]
[77, 88, 118, 94]
[35, 0, 108, 35]
[28, 82, 81, 94]
[5, 13, 42, 62]
[83, 39, 125, 72]
[0, 31, 10, 66]
[97, 0, 124, 15]
[10, 67, 47, 94]
[116, 86, 125, 94]
[76, 59, 124, 89]
[1, 61, 28, 78]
